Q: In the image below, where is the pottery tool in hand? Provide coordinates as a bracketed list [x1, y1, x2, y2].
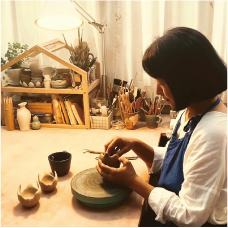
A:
[95, 155, 139, 161]
[84, 149, 105, 154]
[84, 149, 138, 160]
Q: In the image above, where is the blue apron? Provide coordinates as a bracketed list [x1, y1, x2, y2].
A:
[158, 97, 221, 226]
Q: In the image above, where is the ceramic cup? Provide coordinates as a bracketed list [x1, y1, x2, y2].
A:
[145, 114, 162, 129]
[123, 112, 139, 130]
[48, 151, 72, 176]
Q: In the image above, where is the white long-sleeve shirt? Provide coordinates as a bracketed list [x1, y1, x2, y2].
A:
[148, 110, 227, 227]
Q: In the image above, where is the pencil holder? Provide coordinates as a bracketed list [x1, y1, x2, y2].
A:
[123, 111, 139, 130]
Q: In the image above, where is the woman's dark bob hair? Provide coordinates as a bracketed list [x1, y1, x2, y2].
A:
[142, 27, 227, 111]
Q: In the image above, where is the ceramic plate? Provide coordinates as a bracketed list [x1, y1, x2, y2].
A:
[71, 168, 132, 208]
[51, 83, 68, 89]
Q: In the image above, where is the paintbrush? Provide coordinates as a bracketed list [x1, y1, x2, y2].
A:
[78, 28, 80, 47]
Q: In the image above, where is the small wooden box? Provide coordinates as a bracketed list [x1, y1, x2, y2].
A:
[27, 103, 53, 114]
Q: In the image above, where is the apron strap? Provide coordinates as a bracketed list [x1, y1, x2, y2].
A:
[183, 97, 220, 132]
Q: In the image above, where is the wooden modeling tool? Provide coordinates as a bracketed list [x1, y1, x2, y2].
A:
[135, 97, 142, 112]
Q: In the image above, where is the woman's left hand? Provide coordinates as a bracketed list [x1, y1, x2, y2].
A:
[96, 157, 138, 188]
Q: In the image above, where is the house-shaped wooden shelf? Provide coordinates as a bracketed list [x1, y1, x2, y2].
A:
[1, 39, 101, 129]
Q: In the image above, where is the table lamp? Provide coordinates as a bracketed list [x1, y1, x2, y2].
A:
[35, 0, 107, 98]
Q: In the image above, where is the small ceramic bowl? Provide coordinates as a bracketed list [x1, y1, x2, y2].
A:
[17, 181, 41, 207]
[38, 171, 58, 192]
[20, 81, 29, 87]
[51, 80, 67, 86]
[42, 67, 57, 80]
[29, 81, 44, 88]
[48, 151, 72, 176]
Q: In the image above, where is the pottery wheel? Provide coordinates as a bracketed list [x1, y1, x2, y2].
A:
[71, 168, 132, 208]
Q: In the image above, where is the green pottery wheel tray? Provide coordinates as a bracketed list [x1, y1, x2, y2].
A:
[71, 168, 132, 208]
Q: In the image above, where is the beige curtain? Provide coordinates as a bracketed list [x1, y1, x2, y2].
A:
[104, 1, 227, 102]
[1, 1, 227, 102]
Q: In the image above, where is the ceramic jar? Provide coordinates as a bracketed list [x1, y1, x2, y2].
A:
[17, 102, 31, 131]
[31, 115, 41, 130]
[7, 68, 22, 86]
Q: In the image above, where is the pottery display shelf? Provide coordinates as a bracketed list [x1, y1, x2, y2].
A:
[1, 39, 101, 129]
[1, 79, 99, 129]
[1, 115, 170, 227]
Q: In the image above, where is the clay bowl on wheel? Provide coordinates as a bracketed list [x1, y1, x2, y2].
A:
[98, 153, 120, 168]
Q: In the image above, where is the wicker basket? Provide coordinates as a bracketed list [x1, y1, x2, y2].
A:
[90, 111, 113, 130]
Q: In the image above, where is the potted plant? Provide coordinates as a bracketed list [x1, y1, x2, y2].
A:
[1, 42, 29, 86]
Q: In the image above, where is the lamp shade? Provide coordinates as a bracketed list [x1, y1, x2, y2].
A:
[35, 1, 83, 31]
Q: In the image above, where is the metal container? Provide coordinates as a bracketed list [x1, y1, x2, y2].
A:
[32, 113, 53, 123]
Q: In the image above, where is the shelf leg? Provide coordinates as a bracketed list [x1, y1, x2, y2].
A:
[0, 77, 6, 126]
[82, 73, 90, 129]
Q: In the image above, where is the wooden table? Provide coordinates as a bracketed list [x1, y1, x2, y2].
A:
[1, 115, 170, 227]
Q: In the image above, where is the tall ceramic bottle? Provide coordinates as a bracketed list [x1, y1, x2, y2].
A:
[17, 102, 31, 131]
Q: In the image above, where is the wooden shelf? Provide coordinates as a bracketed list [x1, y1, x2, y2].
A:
[1, 86, 84, 94]
[40, 123, 88, 129]
[1, 42, 101, 130]
[88, 79, 100, 93]
[1, 79, 100, 95]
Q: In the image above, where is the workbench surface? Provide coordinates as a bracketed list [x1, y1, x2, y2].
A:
[1, 115, 170, 227]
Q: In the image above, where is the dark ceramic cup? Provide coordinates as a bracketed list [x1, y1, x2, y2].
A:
[145, 114, 162, 129]
[48, 151, 72, 176]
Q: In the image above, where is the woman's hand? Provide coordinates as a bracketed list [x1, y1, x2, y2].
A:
[105, 136, 137, 157]
[105, 136, 155, 168]
[96, 157, 138, 188]
[96, 157, 155, 199]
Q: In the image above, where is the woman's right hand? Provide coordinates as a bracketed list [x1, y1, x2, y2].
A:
[105, 136, 137, 157]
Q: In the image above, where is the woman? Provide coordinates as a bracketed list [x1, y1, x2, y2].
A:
[96, 27, 227, 227]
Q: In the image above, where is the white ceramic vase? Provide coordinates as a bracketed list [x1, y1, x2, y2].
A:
[17, 102, 31, 131]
